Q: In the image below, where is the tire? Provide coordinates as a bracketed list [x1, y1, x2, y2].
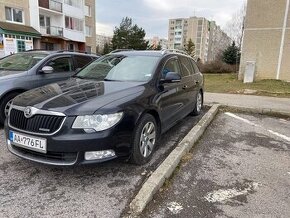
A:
[191, 90, 203, 116]
[0, 92, 20, 125]
[130, 114, 159, 165]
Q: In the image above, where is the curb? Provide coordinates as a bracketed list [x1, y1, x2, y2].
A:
[129, 104, 220, 216]
[205, 103, 290, 118]
[221, 105, 290, 118]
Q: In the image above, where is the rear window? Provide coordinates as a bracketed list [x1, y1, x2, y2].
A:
[190, 59, 200, 74]
[179, 56, 194, 77]
[74, 55, 93, 69]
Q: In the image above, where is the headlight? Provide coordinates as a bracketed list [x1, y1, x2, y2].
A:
[72, 112, 123, 132]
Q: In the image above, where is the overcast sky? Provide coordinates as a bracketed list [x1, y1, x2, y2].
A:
[95, 0, 246, 39]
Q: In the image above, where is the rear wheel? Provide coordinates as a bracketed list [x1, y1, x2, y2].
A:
[130, 114, 158, 165]
[191, 90, 203, 116]
[0, 92, 20, 125]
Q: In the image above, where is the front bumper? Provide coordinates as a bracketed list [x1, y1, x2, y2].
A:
[5, 116, 135, 166]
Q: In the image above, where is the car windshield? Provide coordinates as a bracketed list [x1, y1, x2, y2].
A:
[76, 54, 160, 82]
[0, 53, 48, 71]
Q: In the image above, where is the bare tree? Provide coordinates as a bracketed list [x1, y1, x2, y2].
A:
[225, 2, 247, 48]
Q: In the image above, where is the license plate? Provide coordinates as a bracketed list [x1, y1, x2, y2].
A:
[9, 131, 47, 153]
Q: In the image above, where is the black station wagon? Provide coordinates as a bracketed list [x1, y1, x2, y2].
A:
[5, 50, 204, 166]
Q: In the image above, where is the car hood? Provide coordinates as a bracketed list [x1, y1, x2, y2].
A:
[12, 78, 146, 116]
[0, 70, 27, 80]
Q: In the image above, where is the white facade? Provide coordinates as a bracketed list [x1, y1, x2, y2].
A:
[29, 0, 87, 50]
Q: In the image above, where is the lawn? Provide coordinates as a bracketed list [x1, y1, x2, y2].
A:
[204, 74, 290, 98]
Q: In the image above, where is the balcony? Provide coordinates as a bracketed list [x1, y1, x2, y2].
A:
[40, 26, 63, 37]
[39, 0, 62, 13]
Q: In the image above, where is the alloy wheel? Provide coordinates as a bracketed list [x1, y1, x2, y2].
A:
[139, 121, 156, 158]
[196, 92, 202, 113]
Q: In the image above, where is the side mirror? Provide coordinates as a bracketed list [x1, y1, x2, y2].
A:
[41, 66, 54, 74]
[161, 72, 181, 83]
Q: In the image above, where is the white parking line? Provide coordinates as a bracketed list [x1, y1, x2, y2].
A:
[225, 112, 290, 143]
[267, 130, 290, 142]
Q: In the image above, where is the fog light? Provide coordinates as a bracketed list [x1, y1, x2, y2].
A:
[85, 150, 116, 160]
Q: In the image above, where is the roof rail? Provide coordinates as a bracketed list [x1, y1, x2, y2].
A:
[109, 49, 134, 54]
[161, 49, 188, 55]
[56, 50, 88, 54]
[55, 50, 101, 56]
[22, 49, 100, 56]
[23, 49, 50, 52]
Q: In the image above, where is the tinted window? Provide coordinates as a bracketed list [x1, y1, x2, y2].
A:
[0, 53, 47, 71]
[190, 59, 200, 74]
[76, 55, 159, 82]
[179, 56, 194, 77]
[162, 58, 181, 79]
[74, 55, 93, 69]
[47, 57, 72, 73]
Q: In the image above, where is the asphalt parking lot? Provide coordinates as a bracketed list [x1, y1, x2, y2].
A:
[142, 112, 290, 217]
[0, 110, 206, 218]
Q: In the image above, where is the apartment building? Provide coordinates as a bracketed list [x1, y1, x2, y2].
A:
[30, 0, 96, 53]
[96, 34, 112, 54]
[168, 17, 231, 63]
[148, 37, 168, 50]
[84, 0, 96, 53]
[208, 21, 232, 62]
[0, 0, 96, 58]
[239, 0, 290, 81]
[0, 0, 41, 57]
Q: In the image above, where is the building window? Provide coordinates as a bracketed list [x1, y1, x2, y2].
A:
[65, 16, 83, 31]
[85, 26, 92, 36]
[5, 7, 24, 23]
[64, 0, 82, 8]
[85, 5, 91, 17]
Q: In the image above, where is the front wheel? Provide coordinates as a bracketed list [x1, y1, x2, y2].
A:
[130, 114, 158, 165]
[0, 92, 20, 125]
[190, 90, 203, 116]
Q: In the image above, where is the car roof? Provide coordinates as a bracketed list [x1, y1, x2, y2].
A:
[110, 49, 191, 58]
[18, 50, 99, 57]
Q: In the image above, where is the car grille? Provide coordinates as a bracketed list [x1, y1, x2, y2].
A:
[9, 108, 65, 134]
[11, 145, 78, 164]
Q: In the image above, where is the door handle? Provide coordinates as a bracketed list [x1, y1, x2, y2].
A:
[182, 85, 188, 89]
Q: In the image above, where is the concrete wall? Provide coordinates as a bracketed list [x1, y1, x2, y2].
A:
[239, 0, 290, 81]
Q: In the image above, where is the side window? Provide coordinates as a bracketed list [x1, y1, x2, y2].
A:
[179, 56, 194, 77]
[46, 57, 72, 73]
[74, 55, 93, 69]
[162, 58, 181, 79]
[190, 59, 200, 74]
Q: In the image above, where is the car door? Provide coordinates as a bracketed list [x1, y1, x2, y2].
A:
[35, 55, 75, 87]
[179, 56, 198, 113]
[158, 56, 188, 130]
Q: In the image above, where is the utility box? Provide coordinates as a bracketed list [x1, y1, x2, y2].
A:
[244, 61, 256, 83]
